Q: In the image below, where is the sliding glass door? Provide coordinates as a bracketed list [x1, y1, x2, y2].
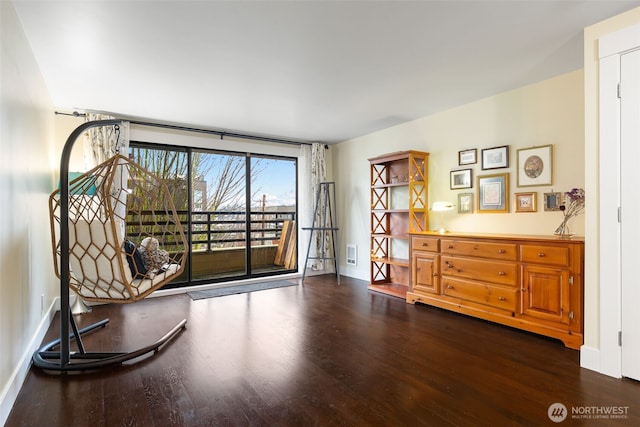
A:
[127, 146, 190, 284]
[191, 150, 247, 280]
[129, 143, 297, 286]
[250, 156, 297, 275]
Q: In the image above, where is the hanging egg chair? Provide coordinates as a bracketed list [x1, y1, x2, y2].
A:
[33, 120, 189, 372]
[49, 153, 188, 303]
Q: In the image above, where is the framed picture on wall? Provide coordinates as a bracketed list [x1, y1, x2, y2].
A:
[458, 149, 477, 166]
[477, 173, 509, 213]
[481, 145, 509, 170]
[458, 192, 474, 214]
[450, 169, 472, 189]
[517, 144, 553, 187]
[515, 192, 537, 212]
[544, 192, 563, 211]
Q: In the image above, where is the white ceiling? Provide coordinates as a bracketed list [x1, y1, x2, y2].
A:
[13, 0, 640, 144]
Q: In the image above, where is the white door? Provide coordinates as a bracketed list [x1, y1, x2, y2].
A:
[621, 48, 640, 381]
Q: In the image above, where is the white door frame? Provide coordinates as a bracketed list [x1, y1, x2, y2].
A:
[620, 48, 640, 380]
[597, 23, 640, 378]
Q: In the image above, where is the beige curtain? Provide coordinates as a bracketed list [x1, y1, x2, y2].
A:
[310, 143, 328, 271]
[83, 113, 130, 169]
[83, 113, 130, 239]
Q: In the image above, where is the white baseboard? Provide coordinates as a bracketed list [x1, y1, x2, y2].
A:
[338, 265, 368, 282]
[0, 297, 58, 426]
[580, 344, 623, 379]
[580, 345, 601, 373]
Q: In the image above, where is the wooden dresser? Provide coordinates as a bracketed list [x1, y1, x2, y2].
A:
[408, 232, 584, 349]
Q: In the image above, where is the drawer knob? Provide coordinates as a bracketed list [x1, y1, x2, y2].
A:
[447, 285, 454, 289]
[498, 249, 505, 254]
[498, 296, 506, 301]
[433, 273, 438, 277]
[448, 245, 454, 249]
[422, 242, 429, 247]
[537, 252, 546, 257]
[497, 271, 506, 276]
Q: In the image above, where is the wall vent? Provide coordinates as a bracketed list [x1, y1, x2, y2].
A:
[346, 244, 357, 266]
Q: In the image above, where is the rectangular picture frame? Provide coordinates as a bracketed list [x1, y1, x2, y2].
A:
[544, 192, 563, 211]
[517, 144, 553, 187]
[458, 192, 474, 214]
[481, 145, 509, 170]
[450, 168, 472, 190]
[477, 173, 509, 213]
[458, 148, 477, 166]
[515, 191, 537, 213]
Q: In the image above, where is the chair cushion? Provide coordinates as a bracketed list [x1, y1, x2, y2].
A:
[67, 219, 180, 301]
[68, 218, 133, 299]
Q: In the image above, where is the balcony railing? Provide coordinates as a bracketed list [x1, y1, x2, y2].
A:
[125, 209, 297, 281]
[126, 209, 296, 252]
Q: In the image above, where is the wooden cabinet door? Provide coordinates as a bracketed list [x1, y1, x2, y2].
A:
[522, 265, 571, 325]
[412, 252, 439, 294]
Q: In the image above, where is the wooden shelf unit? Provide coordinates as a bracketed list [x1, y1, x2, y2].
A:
[368, 150, 429, 298]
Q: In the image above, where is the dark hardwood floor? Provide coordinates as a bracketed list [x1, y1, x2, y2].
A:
[7, 275, 640, 426]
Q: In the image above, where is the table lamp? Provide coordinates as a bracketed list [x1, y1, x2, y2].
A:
[431, 201, 455, 233]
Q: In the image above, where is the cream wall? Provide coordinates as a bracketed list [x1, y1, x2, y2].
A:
[335, 70, 585, 281]
[0, 2, 58, 424]
[582, 7, 640, 368]
[54, 115, 89, 171]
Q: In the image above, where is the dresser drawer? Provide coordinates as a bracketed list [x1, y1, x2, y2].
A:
[412, 236, 440, 252]
[520, 245, 570, 267]
[441, 239, 517, 261]
[441, 255, 517, 286]
[442, 276, 518, 312]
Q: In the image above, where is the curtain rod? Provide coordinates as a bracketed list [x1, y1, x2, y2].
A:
[55, 111, 86, 118]
[128, 119, 313, 147]
[55, 110, 314, 147]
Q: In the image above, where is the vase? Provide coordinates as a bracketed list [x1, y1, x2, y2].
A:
[554, 217, 573, 238]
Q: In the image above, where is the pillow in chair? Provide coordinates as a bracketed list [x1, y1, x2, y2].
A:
[138, 237, 171, 272]
[124, 240, 148, 279]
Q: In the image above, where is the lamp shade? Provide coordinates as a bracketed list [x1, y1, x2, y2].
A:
[431, 201, 455, 211]
[431, 201, 454, 234]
